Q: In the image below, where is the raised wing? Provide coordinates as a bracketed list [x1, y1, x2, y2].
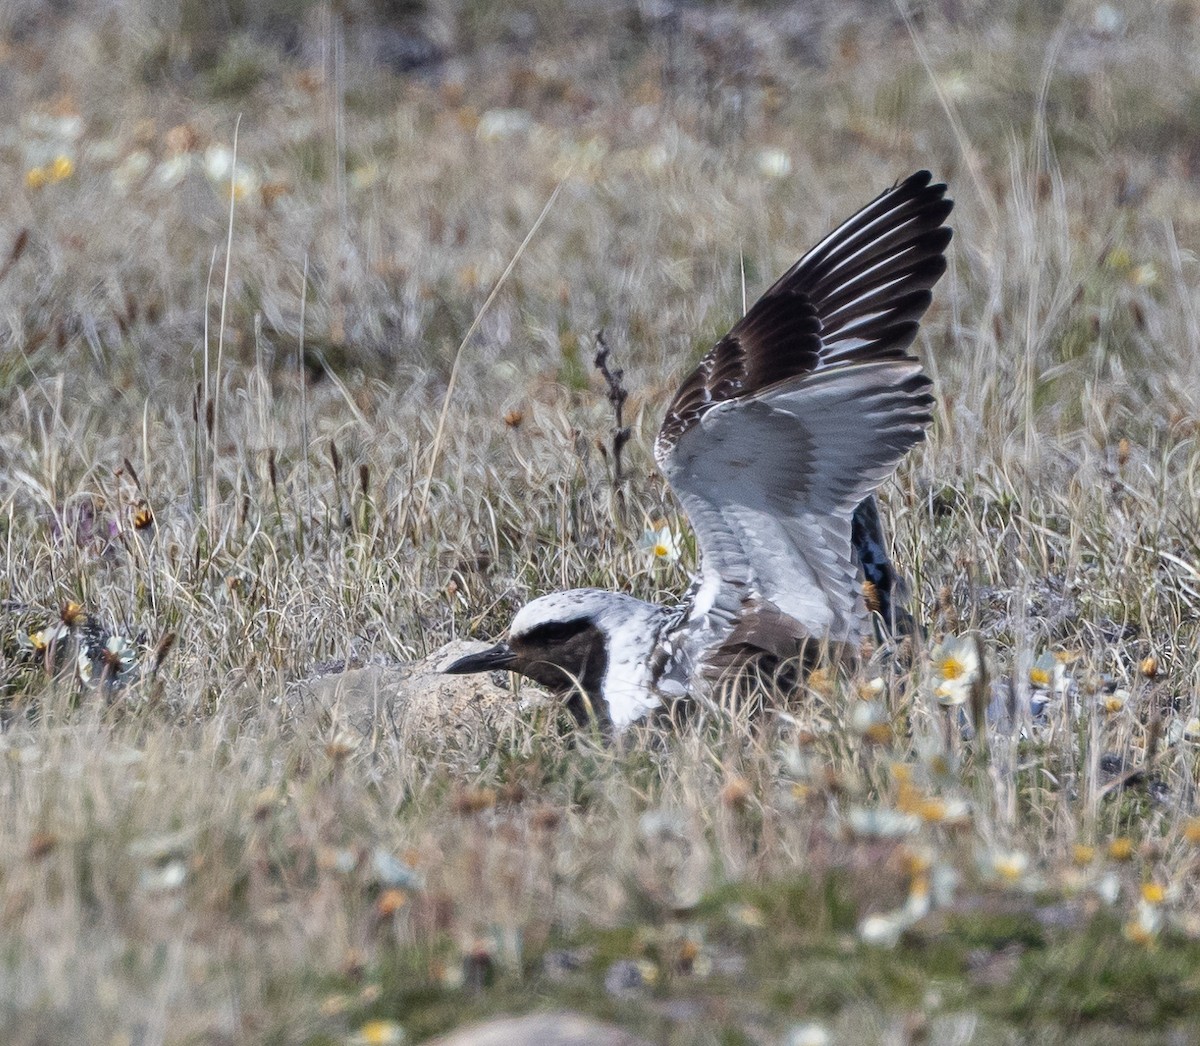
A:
[654, 171, 952, 656]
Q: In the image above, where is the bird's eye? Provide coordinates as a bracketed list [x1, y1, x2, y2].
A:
[517, 619, 591, 645]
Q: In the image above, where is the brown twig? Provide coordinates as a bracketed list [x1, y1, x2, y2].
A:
[0, 228, 29, 286]
[593, 330, 631, 492]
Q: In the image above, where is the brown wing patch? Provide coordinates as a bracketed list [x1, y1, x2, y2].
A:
[703, 598, 809, 673]
[657, 297, 821, 453]
[700, 597, 860, 702]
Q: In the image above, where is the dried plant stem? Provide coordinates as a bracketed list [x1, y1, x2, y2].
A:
[593, 331, 631, 520]
[417, 175, 570, 527]
[209, 114, 242, 540]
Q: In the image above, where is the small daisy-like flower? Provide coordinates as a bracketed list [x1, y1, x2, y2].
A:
[930, 634, 979, 706]
[203, 144, 259, 202]
[903, 874, 932, 921]
[19, 622, 69, 657]
[48, 155, 73, 181]
[319, 994, 350, 1017]
[640, 523, 681, 564]
[1141, 882, 1166, 904]
[990, 850, 1030, 884]
[476, 108, 533, 141]
[857, 675, 886, 699]
[76, 646, 94, 685]
[727, 903, 765, 929]
[849, 698, 888, 735]
[25, 154, 75, 190]
[153, 154, 192, 189]
[349, 161, 381, 190]
[1103, 690, 1129, 715]
[1093, 871, 1121, 905]
[786, 1022, 832, 1046]
[913, 796, 970, 826]
[204, 144, 234, 182]
[1130, 263, 1158, 288]
[756, 147, 793, 179]
[348, 1019, 406, 1046]
[229, 165, 260, 202]
[102, 635, 137, 679]
[78, 633, 138, 689]
[112, 150, 152, 190]
[858, 910, 909, 948]
[1029, 651, 1068, 695]
[846, 806, 921, 839]
[1108, 837, 1135, 861]
[1124, 899, 1163, 946]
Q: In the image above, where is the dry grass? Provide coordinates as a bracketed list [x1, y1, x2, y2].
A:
[5, 2, 1200, 1043]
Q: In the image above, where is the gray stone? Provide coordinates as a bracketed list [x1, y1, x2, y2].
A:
[423, 1013, 652, 1046]
[287, 641, 543, 742]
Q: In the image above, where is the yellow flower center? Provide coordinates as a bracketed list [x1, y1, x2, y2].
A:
[1108, 837, 1134, 861]
[940, 656, 966, 680]
[49, 155, 74, 181]
[654, 542, 670, 558]
[1122, 920, 1156, 946]
[1029, 666, 1051, 687]
[358, 1020, 402, 1045]
[994, 855, 1027, 882]
[1072, 844, 1095, 866]
[1141, 883, 1165, 904]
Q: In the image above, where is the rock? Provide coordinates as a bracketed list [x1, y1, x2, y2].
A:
[287, 641, 543, 742]
[423, 1013, 652, 1046]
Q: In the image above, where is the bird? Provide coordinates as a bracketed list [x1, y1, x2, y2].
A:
[444, 171, 953, 731]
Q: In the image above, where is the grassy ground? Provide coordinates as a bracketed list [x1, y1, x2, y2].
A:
[5, 1, 1200, 1042]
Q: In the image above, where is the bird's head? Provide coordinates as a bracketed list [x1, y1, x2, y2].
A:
[444, 587, 667, 729]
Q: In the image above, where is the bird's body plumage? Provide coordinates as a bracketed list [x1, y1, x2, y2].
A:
[445, 171, 954, 730]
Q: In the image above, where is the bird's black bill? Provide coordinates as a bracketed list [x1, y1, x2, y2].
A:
[442, 643, 517, 674]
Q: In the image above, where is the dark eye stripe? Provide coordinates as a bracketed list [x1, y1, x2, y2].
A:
[518, 619, 592, 645]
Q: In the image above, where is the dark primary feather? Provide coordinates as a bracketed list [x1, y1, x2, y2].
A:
[655, 171, 952, 460]
[851, 494, 916, 638]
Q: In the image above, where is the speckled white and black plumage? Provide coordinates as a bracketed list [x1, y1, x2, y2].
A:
[445, 172, 953, 731]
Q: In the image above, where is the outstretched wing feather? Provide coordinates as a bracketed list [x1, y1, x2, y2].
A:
[654, 171, 952, 656]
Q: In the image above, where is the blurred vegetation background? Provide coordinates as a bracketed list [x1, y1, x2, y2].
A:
[6, 3, 1200, 1044]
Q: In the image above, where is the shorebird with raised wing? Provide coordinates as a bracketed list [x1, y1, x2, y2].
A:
[445, 171, 953, 731]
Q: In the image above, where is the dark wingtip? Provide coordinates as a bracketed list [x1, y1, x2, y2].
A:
[897, 170, 953, 215]
[900, 169, 934, 189]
